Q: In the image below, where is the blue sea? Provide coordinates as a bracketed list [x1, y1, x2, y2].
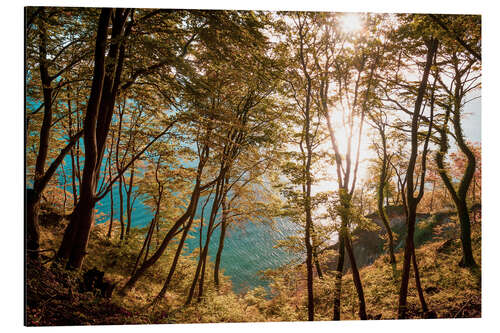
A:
[27, 92, 301, 293]
[61, 155, 301, 293]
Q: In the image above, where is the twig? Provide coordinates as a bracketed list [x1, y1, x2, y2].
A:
[454, 297, 472, 318]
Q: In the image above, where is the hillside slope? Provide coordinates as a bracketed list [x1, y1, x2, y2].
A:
[26, 205, 481, 324]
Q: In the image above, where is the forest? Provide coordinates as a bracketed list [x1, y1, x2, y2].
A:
[25, 8, 481, 325]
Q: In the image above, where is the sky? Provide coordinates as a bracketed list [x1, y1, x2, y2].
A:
[462, 95, 481, 143]
[7, 1, 497, 332]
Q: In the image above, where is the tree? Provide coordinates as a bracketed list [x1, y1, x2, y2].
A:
[390, 31, 438, 319]
[55, 8, 198, 269]
[26, 7, 89, 260]
[279, 12, 329, 321]
[434, 45, 480, 268]
[56, 9, 133, 268]
[119, 10, 277, 293]
[313, 13, 382, 321]
[367, 109, 397, 265]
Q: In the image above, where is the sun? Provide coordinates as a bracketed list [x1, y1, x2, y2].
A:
[339, 13, 364, 34]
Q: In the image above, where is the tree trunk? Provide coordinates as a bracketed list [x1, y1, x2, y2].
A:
[56, 8, 113, 268]
[345, 232, 367, 320]
[125, 163, 135, 237]
[107, 163, 114, 238]
[107, 133, 115, 238]
[304, 195, 315, 321]
[214, 193, 228, 290]
[64, 192, 96, 268]
[143, 186, 163, 265]
[332, 225, 345, 321]
[118, 175, 125, 240]
[57, 9, 132, 269]
[75, 109, 82, 188]
[398, 207, 416, 319]
[187, 176, 224, 304]
[67, 97, 79, 207]
[412, 246, 428, 313]
[115, 106, 125, 240]
[197, 254, 208, 302]
[27, 8, 53, 262]
[313, 248, 323, 279]
[120, 142, 211, 295]
[154, 210, 197, 303]
[457, 201, 475, 267]
[26, 189, 41, 261]
[70, 146, 79, 207]
[435, 107, 477, 268]
[452, 87, 477, 267]
[378, 164, 396, 265]
[376, 123, 397, 265]
[61, 163, 68, 212]
[186, 221, 213, 305]
[185, 243, 208, 305]
[130, 218, 156, 277]
[397, 37, 437, 319]
[310, 223, 323, 279]
[429, 180, 436, 213]
[120, 180, 203, 295]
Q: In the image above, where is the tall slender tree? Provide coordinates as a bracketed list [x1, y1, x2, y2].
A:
[434, 48, 480, 268]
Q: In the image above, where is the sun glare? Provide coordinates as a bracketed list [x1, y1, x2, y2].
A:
[339, 13, 363, 34]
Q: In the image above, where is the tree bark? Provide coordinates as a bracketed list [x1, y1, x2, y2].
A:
[397, 37, 438, 319]
[457, 201, 475, 267]
[187, 174, 225, 304]
[435, 103, 476, 267]
[118, 175, 125, 240]
[377, 129, 396, 265]
[116, 108, 125, 240]
[119, 158, 210, 294]
[214, 192, 228, 290]
[332, 224, 345, 321]
[429, 180, 436, 213]
[297, 19, 315, 320]
[412, 246, 428, 313]
[26, 190, 41, 261]
[313, 245, 323, 279]
[345, 231, 367, 320]
[398, 207, 417, 319]
[67, 95, 79, 208]
[154, 208, 197, 303]
[56, 8, 113, 268]
[107, 180, 114, 238]
[125, 162, 135, 237]
[27, 8, 54, 261]
[107, 133, 115, 238]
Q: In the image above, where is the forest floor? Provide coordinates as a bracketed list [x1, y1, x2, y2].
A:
[324, 217, 481, 320]
[25, 204, 481, 325]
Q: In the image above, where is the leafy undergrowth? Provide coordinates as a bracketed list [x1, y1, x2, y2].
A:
[26, 206, 481, 325]
[26, 259, 139, 326]
[26, 205, 265, 325]
[254, 212, 481, 321]
[316, 215, 481, 320]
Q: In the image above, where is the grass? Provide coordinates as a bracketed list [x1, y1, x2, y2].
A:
[329, 215, 481, 320]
